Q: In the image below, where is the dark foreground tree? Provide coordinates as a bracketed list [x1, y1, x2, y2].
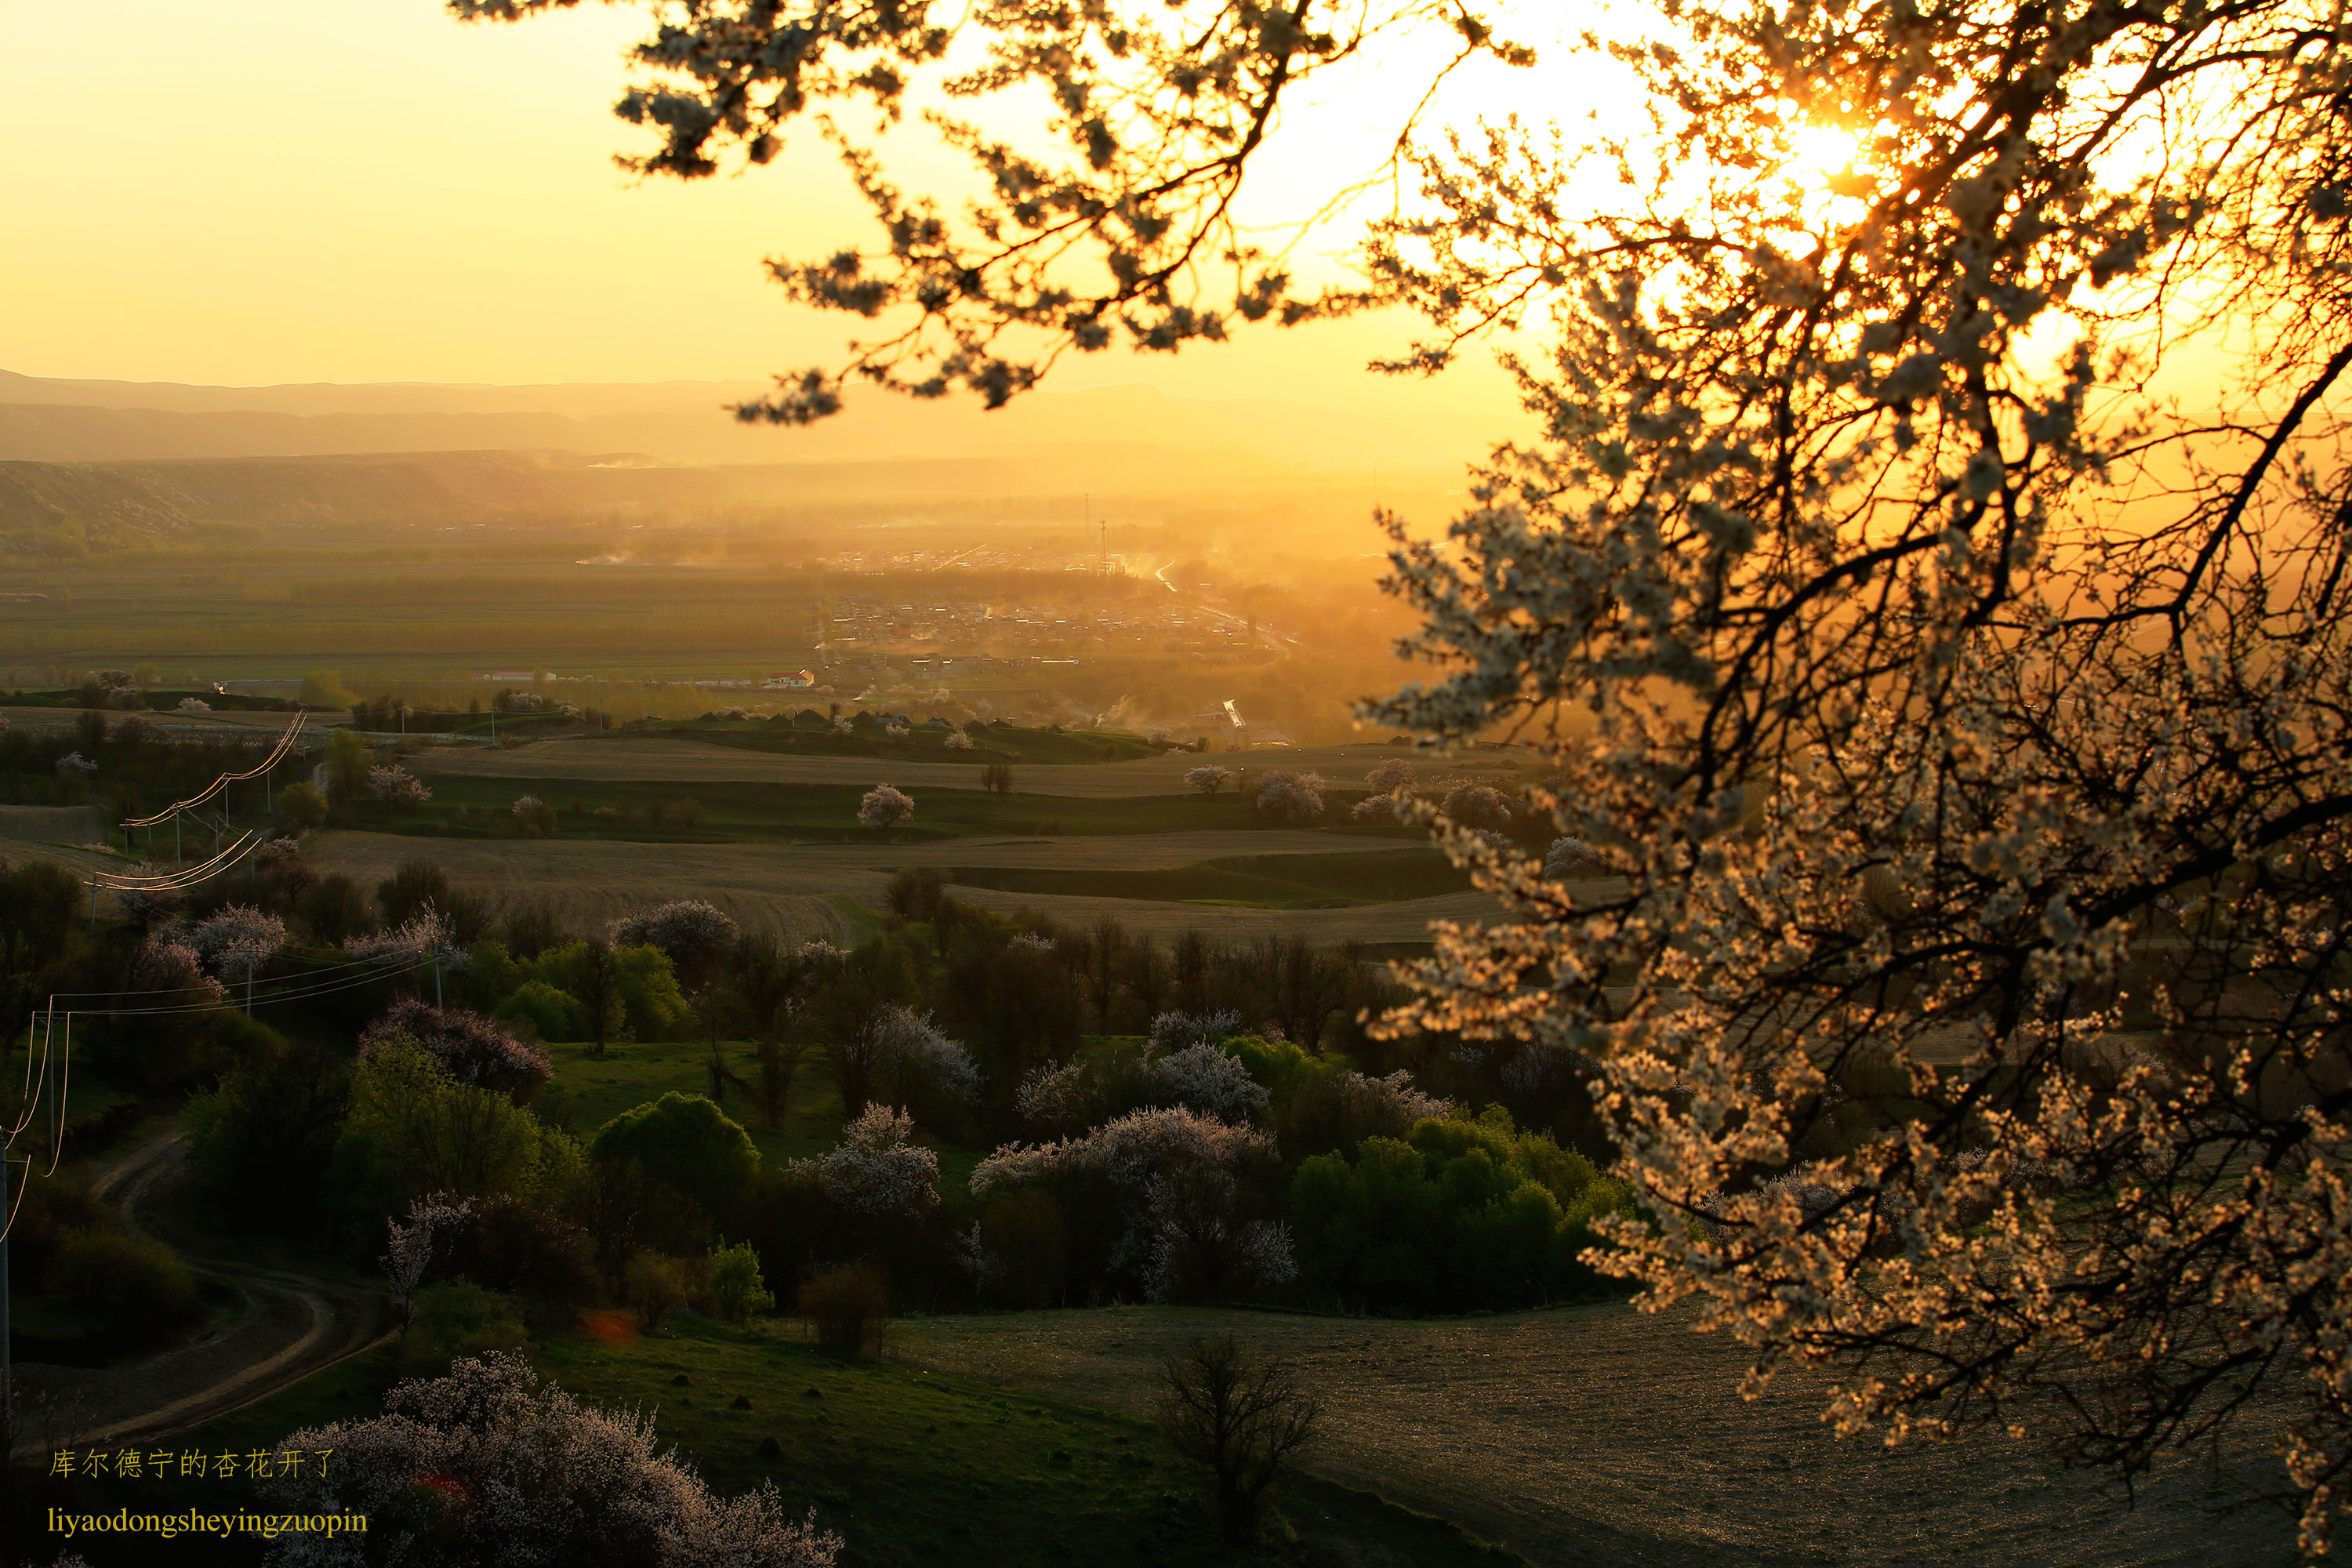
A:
[462, 0, 2352, 1549]
[1154, 1335, 1320, 1546]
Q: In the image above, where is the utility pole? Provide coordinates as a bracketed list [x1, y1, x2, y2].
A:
[2, 1153, 24, 1421]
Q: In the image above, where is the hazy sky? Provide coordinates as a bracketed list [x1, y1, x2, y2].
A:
[1, 1, 1541, 414]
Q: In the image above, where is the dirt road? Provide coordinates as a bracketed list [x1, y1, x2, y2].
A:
[13, 1131, 394, 1454]
[891, 1304, 2299, 1568]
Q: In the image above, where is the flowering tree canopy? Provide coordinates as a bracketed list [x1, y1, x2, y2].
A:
[610, 899, 741, 983]
[1251, 771, 1324, 826]
[361, 997, 552, 1102]
[187, 906, 285, 977]
[800, 1102, 941, 1219]
[1183, 765, 1237, 797]
[266, 1352, 837, 1567]
[856, 783, 915, 831]
[974, 1106, 1292, 1300]
[456, 0, 2352, 1541]
[367, 764, 432, 806]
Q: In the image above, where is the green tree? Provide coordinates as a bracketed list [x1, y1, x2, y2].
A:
[299, 670, 360, 710]
[612, 943, 691, 1043]
[590, 1092, 759, 1227]
[278, 779, 329, 833]
[541, 938, 626, 1056]
[707, 1240, 775, 1324]
[323, 727, 372, 804]
[332, 1038, 573, 1217]
[1289, 1110, 1630, 1314]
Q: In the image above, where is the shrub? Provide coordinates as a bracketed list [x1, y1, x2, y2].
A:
[799, 1261, 890, 1356]
[361, 996, 551, 1101]
[265, 1353, 839, 1566]
[511, 794, 558, 837]
[626, 1250, 693, 1329]
[402, 1280, 531, 1376]
[296, 871, 370, 946]
[708, 1240, 775, 1323]
[278, 779, 328, 830]
[378, 858, 452, 927]
[48, 1232, 199, 1345]
[492, 979, 587, 1043]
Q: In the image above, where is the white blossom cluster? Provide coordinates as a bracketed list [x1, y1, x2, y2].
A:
[800, 1103, 940, 1218]
[1014, 1058, 1091, 1128]
[365, 764, 431, 805]
[263, 1352, 838, 1567]
[349, 906, 467, 973]
[1140, 1044, 1269, 1125]
[1252, 769, 1323, 825]
[943, 729, 975, 750]
[176, 697, 210, 713]
[1145, 1008, 1241, 1054]
[971, 1107, 1290, 1298]
[383, 1193, 475, 1315]
[857, 782, 914, 829]
[186, 906, 285, 976]
[865, 1004, 980, 1109]
[608, 900, 739, 967]
[130, 937, 226, 1004]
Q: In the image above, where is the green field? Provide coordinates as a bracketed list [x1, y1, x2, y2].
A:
[673, 718, 1171, 767]
[360, 773, 1401, 847]
[30, 1316, 1524, 1568]
[947, 848, 1471, 908]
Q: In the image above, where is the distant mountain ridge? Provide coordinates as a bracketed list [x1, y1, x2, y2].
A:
[0, 444, 1458, 553]
[0, 369, 1507, 470]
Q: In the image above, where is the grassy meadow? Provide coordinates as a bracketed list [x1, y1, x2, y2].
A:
[27, 1313, 1527, 1568]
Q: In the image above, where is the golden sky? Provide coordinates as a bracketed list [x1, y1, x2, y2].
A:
[0, 0, 1554, 414]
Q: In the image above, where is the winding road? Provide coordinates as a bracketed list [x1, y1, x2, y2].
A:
[13, 1129, 394, 1454]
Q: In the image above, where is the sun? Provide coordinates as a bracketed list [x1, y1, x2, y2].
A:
[1784, 121, 1867, 188]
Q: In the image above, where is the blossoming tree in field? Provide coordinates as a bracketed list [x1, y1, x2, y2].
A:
[857, 783, 914, 832]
